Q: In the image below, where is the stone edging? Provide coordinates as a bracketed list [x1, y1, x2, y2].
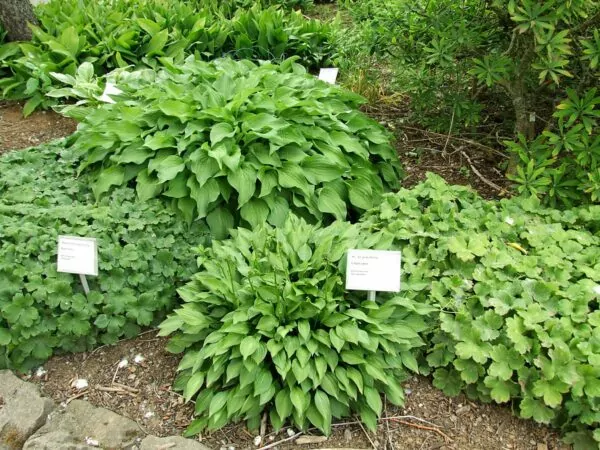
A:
[0, 370, 211, 450]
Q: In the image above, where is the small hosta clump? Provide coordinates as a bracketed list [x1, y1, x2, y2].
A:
[159, 216, 432, 434]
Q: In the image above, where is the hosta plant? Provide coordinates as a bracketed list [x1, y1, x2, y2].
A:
[0, 142, 208, 370]
[65, 57, 403, 238]
[360, 173, 600, 448]
[158, 216, 433, 434]
[0, 0, 335, 115]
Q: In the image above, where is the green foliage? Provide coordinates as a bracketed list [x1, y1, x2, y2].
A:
[360, 173, 600, 447]
[0, 142, 208, 370]
[158, 216, 432, 434]
[64, 57, 402, 238]
[203, 0, 314, 17]
[0, 0, 335, 115]
[507, 88, 599, 206]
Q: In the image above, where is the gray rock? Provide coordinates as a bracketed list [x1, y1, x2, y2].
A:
[23, 400, 142, 450]
[0, 370, 55, 450]
[140, 435, 212, 450]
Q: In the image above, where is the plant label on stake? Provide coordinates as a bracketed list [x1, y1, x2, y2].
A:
[318, 68, 339, 84]
[345, 249, 401, 301]
[57, 236, 98, 295]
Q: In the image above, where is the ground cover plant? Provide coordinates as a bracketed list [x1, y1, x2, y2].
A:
[0, 142, 208, 371]
[0, 0, 335, 115]
[360, 173, 600, 447]
[62, 57, 402, 238]
[159, 215, 433, 434]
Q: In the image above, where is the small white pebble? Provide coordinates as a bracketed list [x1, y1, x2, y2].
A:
[85, 437, 99, 447]
[118, 359, 128, 369]
[405, 388, 412, 395]
[35, 367, 47, 377]
[143, 411, 155, 419]
[253, 436, 262, 446]
[133, 354, 145, 364]
[287, 429, 295, 437]
[269, 436, 275, 441]
[505, 217, 514, 225]
[228, 446, 235, 450]
[71, 379, 88, 390]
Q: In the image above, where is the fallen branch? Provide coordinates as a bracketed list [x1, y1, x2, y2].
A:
[391, 419, 453, 442]
[460, 151, 505, 192]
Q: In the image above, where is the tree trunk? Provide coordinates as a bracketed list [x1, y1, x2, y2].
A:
[0, 0, 38, 42]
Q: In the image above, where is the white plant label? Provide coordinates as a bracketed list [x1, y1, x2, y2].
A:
[318, 68, 339, 84]
[57, 236, 98, 276]
[345, 249, 401, 292]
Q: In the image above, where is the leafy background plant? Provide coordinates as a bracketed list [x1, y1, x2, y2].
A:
[159, 216, 432, 435]
[0, 142, 208, 370]
[0, 0, 336, 115]
[63, 57, 403, 238]
[336, 0, 600, 207]
[359, 173, 600, 447]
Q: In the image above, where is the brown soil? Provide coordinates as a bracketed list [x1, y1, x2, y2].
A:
[2, 101, 567, 450]
[27, 331, 565, 450]
[0, 101, 77, 154]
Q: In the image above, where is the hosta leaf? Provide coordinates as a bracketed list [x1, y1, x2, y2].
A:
[184, 372, 205, 402]
[93, 166, 125, 198]
[364, 386, 382, 415]
[240, 336, 260, 359]
[206, 206, 234, 239]
[159, 100, 193, 119]
[240, 198, 269, 228]
[145, 28, 169, 56]
[314, 390, 332, 433]
[210, 123, 236, 146]
[227, 164, 257, 207]
[275, 389, 293, 420]
[317, 186, 347, 220]
[155, 155, 186, 183]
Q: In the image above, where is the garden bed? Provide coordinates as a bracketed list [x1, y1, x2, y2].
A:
[1, 100, 568, 449]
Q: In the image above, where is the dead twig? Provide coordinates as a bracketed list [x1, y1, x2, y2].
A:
[391, 419, 453, 442]
[256, 432, 303, 450]
[400, 125, 508, 159]
[379, 415, 443, 428]
[112, 382, 139, 393]
[65, 390, 87, 404]
[442, 109, 455, 156]
[357, 418, 377, 450]
[95, 385, 137, 397]
[383, 396, 394, 450]
[460, 150, 505, 192]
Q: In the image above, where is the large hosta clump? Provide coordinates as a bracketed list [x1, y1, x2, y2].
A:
[67, 57, 403, 237]
[158, 216, 432, 434]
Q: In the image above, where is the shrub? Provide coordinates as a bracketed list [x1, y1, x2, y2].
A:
[0, 142, 208, 371]
[359, 173, 600, 447]
[0, 0, 336, 115]
[158, 215, 433, 434]
[64, 57, 403, 238]
[507, 88, 600, 207]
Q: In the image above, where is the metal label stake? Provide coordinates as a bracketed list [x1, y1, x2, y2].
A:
[79, 274, 90, 296]
[367, 290, 376, 301]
